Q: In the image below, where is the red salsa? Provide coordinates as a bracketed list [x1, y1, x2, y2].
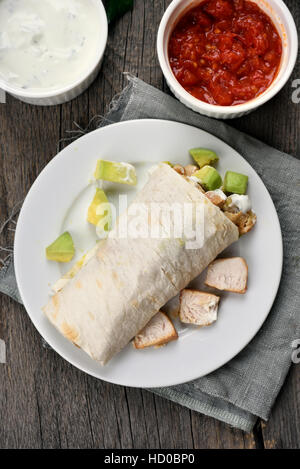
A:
[168, 0, 282, 106]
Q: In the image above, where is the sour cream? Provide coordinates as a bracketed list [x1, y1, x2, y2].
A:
[0, 0, 102, 92]
[188, 175, 202, 185]
[229, 194, 252, 213]
[210, 189, 227, 200]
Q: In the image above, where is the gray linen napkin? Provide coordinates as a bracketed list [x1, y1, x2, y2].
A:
[1, 76, 299, 432]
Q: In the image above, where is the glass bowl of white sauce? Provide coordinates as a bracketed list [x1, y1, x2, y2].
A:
[0, 0, 108, 105]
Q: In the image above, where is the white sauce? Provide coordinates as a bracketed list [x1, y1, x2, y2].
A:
[188, 176, 201, 184]
[229, 194, 252, 213]
[0, 0, 102, 92]
[118, 162, 136, 183]
[211, 189, 227, 200]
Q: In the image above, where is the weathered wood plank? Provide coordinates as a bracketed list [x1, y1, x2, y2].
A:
[191, 413, 256, 449]
[0, 95, 61, 449]
[261, 365, 300, 449]
[148, 394, 195, 449]
[0, 0, 299, 449]
[0, 298, 43, 448]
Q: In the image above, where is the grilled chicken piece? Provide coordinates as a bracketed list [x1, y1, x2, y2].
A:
[224, 210, 256, 235]
[184, 164, 198, 177]
[237, 210, 257, 235]
[205, 190, 227, 208]
[224, 210, 244, 224]
[179, 289, 220, 326]
[173, 164, 186, 175]
[133, 311, 178, 349]
[205, 257, 248, 294]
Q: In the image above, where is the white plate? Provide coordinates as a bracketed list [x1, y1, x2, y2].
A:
[14, 119, 283, 388]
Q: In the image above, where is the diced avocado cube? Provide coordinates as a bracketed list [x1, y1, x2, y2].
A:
[189, 148, 219, 168]
[87, 188, 111, 231]
[46, 231, 75, 263]
[193, 165, 222, 191]
[94, 159, 137, 185]
[223, 171, 248, 195]
[162, 161, 173, 167]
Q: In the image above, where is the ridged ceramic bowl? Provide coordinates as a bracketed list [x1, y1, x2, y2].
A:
[157, 0, 298, 119]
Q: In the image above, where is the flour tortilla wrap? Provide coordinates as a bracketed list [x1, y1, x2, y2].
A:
[44, 164, 239, 365]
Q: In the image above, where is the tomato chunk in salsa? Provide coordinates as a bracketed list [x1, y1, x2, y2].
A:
[168, 0, 282, 106]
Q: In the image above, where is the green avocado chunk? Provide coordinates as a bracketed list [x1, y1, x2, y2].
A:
[193, 165, 222, 191]
[87, 188, 111, 231]
[223, 171, 248, 195]
[94, 159, 137, 185]
[189, 148, 219, 168]
[46, 232, 75, 263]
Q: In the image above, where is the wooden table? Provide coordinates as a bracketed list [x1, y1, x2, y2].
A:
[0, 0, 299, 449]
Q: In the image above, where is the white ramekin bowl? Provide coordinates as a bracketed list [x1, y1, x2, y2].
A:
[0, 0, 108, 106]
[157, 0, 298, 119]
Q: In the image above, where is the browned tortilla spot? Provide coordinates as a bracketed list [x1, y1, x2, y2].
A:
[61, 322, 79, 343]
[75, 280, 82, 289]
[112, 271, 118, 280]
[131, 299, 138, 308]
[51, 294, 60, 320]
[88, 311, 95, 320]
[96, 279, 102, 289]
[52, 293, 59, 308]
[111, 270, 124, 290]
[97, 250, 105, 261]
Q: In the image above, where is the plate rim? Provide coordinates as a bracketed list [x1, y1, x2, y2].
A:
[14, 118, 283, 388]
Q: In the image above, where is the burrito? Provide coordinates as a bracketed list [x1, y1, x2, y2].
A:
[44, 164, 239, 364]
